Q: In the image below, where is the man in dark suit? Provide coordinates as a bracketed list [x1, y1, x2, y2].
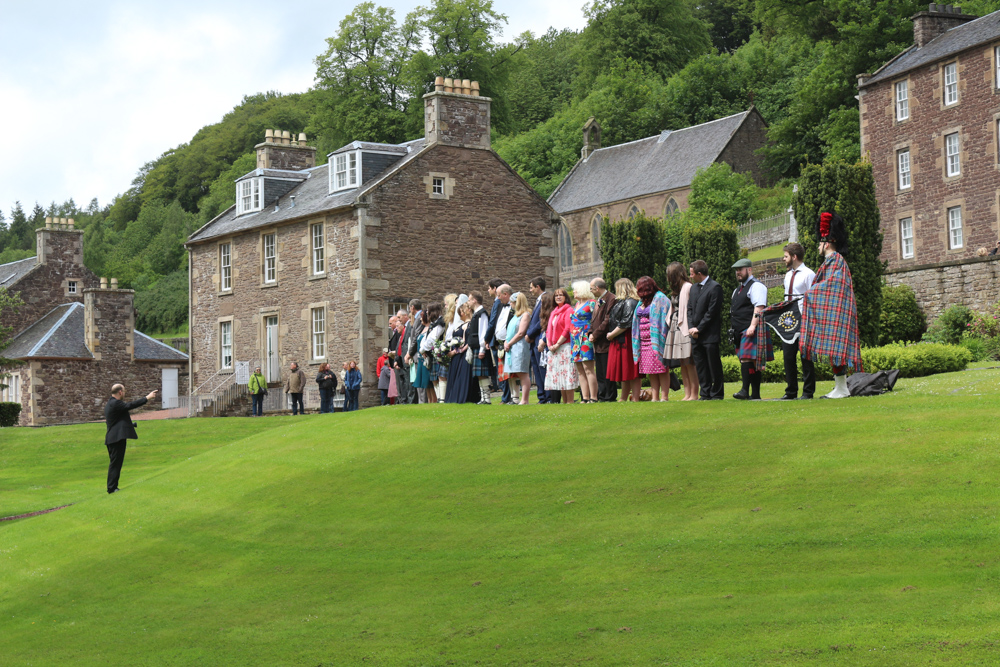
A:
[484, 278, 505, 393]
[525, 276, 550, 404]
[687, 259, 725, 400]
[404, 299, 425, 403]
[589, 277, 618, 402]
[104, 384, 157, 494]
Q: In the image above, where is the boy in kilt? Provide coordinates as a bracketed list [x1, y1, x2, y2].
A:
[800, 211, 863, 399]
[730, 258, 772, 400]
[467, 291, 494, 404]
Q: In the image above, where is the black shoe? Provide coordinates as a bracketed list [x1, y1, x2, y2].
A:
[797, 395, 813, 400]
[108, 488, 119, 494]
[777, 395, 796, 401]
[732, 390, 750, 400]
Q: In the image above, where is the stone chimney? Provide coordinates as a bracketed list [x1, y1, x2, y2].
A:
[255, 129, 317, 171]
[423, 77, 491, 150]
[582, 117, 602, 160]
[912, 4, 977, 48]
[84, 278, 135, 362]
[36, 217, 84, 268]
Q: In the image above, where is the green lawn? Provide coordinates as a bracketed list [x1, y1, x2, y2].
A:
[748, 243, 785, 262]
[3, 369, 1000, 665]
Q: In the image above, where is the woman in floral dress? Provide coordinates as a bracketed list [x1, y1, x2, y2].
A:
[570, 280, 599, 403]
[544, 288, 579, 402]
[631, 276, 671, 401]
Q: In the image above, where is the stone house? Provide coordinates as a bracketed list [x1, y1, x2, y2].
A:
[0, 220, 188, 426]
[185, 79, 559, 409]
[547, 108, 769, 284]
[859, 4, 1000, 317]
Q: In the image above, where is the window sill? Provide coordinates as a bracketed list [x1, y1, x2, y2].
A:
[944, 173, 962, 182]
[309, 273, 328, 281]
[308, 358, 327, 366]
[895, 187, 911, 195]
[218, 290, 233, 297]
[260, 282, 279, 289]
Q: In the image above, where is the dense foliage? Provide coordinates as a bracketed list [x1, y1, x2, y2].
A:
[922, 304, 975, 346]
[6, 0, 988, 333]
[879, 284, 926, 345]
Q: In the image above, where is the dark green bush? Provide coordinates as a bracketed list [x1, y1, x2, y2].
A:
[0, 401, 21, 427]
[922, 305, 974, 345]
[879, 284, 926, 345]
[600, 212, 667, 287]
[683, 219, 740, 335]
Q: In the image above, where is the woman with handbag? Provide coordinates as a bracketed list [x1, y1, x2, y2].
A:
[631, 276, 671, 402]
[606, 278, 641, 402]
[249, 366, 268, 416]
[663, 262, 700, 401]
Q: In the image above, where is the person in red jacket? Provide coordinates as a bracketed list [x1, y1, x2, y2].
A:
[544, 288, 580, 403]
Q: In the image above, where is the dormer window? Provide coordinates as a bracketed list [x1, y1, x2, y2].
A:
[332, 151, 359, 191]
[236, 178, 262, 215]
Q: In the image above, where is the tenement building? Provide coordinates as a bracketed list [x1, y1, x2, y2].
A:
[0, 220, 188, 426]
[547, 108, 769, 283]
[186, 79, 559, 408]
[860, 4, 1000, 316]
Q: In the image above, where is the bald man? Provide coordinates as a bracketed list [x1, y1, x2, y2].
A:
[104, 383, 157, 494]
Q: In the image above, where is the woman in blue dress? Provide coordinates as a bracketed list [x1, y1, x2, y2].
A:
[444, 302, 475, 403]
[502, 292, 533, 404]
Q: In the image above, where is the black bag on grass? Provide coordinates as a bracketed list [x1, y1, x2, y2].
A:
[846, 370, 900, 397]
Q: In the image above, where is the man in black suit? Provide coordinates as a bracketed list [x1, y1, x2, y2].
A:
[404, 299, 425, 403]
[525, 276, 550, 404]
[687, 259, 725, 400]
[104, 384, 158, 494]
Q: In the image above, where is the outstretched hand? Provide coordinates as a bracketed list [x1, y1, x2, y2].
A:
[146, 390, 158, 400]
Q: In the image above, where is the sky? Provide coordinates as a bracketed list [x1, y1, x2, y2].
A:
[0, 0, 588, 218]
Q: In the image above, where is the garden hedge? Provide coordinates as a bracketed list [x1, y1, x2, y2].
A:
[0, 401, 21, 427]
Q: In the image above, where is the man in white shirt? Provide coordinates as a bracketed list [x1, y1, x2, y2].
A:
[492, 285, 513, 403]
[779, 242, 816, 400]
[730, 258, 769, 400]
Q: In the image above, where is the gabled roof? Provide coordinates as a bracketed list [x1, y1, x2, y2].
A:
[330, 140, 409, 156]
[4, 303, 92, 359]
[4, 303, 189, 362]
[0, 256, 37, 288]
[861, 10, 1000, 88]
[188, 138, 429, 244]
[548, 110, 758, 215]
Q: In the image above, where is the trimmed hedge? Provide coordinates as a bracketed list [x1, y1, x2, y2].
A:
[879, 284, 926, 345]
[717, 342, 971, 384]
[0, 401, 21, 427]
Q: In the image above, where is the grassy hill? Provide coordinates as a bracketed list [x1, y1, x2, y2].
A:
[3, 369, 1000, 665]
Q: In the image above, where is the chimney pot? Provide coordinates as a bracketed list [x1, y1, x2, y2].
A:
[282, 130, 291, 145]
[462, 79, 471, 95]
[45, 217, 52, 228]
[265, 128, 274, 141]
[298, 132, 307, 144]
[435, 76, 444, 92]
[444, 77, 454, 93]
[100, 277, 108, 288]
[68, 218, 75, 228]
[110, 277, 118, 288]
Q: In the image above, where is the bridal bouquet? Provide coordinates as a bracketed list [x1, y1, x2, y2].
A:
[434, 337, 460, 367]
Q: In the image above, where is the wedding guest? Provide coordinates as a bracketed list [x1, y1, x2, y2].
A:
[526, 277, 550, 404]
[536, 291, 560, 403]
[419, 302, 445, 403]
[632, 276, 671, 401]
[467, 291, 493, 404]
[344, 361, 362, 412]
[445, 302, 475, 403]
[570, 280, 599, 403]
[503, 292, 532, 405]
[316, 362, 337, 414]
[589, 278, 617, 402]
[606, 278, 641, 402]
[378, 353, 394, 405]
[663, 262, 699, 401]
[544, 288, 579, 403]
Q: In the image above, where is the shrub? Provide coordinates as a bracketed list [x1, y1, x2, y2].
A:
[600, 212, 667, 287]
[879, 284, 926, 345]
[922, 305, 974, 345]
[0, 401, 21, 427]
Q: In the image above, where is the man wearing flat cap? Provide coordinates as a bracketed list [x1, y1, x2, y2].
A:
[730, 258, 771, 400]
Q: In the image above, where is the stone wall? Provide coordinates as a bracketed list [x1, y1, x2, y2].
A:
[424, 91, 491, 150]
[861, 39, 1000, 272]
[884, 254, 1000, 320]
[2, 227, 99, 338]
[717, 108, 772, 187]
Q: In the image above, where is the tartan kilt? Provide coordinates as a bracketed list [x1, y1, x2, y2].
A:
[471, 352, 491, 377]
[737, 329, 773, 364]
[428, 357, 442, 378]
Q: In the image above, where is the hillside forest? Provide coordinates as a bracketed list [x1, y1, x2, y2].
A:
[3, 0, 1000, 335]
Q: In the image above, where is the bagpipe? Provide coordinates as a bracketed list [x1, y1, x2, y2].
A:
[761, 299, 802, 345]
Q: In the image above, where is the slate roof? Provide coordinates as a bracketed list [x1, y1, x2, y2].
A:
[188, 138, 428, 244]
[4, 303, 92, 359]
[0, 256, 37, 288]
[134, 331, 189, 361]
[547, 110, 755, 214]
[330, 140, 409, 156]
[4, 302, 189, 361]
[862, 11, 1000, 87]
[236, 167, 309, 182]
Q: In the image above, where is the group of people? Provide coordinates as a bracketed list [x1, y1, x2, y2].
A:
[247, 360, 363, 416]
[375, 210, 863, 405]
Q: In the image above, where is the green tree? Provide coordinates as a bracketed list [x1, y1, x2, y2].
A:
[683, 219, 741, 336]
[793, 160, 884, 347]
[0, 287, 26, 391]
[694, 0, 757, 53]
[686, 162, 762, 227]
[504, 29, 581, 134]
[600, 212, 667, 287]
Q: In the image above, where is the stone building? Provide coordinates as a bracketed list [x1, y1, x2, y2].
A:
[0, 220, 188, 426]
[859, 4, 1000, 316]
[185, 79, 559, 409]
[547, 108, 769, 283]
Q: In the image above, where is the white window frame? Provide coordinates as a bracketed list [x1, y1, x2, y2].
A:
[900, 217, 914, 259]
[263, 232, 276, 284]
[2, 372, 20, 403]
[68, 280, 77, 294]
[220, 243, 232, 292]
[331, 151, 359, 191]
[897, 150, 911, 189]
[220, 321, 233, 370]
[948, 206, 963, 249]
[996, 46, 1000, 89]
[236, 177, 262, 215]
[311, 307, 326, 360]
[895, 80, 909, 121]
[432, 177, 444, 195]
[944, 62, 958, 105]
[946, 133, 960, 177]
[311, 223, 325, 275]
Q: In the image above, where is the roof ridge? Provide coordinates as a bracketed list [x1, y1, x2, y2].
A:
[134, 330, 190, 358]
[590, 110, 750, 155]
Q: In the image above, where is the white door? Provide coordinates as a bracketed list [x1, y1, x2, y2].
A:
[162, 368, 178, 409]
[266, 316, 280, 382]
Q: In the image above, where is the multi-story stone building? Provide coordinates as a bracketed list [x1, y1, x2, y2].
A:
[547, 108, 769, 283]
[0, 220, 188, 426]
[860, 4, 1000, 316]
[185, 79, 559, 408]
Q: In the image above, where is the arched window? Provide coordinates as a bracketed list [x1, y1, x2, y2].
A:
[591, 215, 602, 262]
[664, 198, 679, 218]
[558, 222, 573, 269]
[627, 205, 641, 220]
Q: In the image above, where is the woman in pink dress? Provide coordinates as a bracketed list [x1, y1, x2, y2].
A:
[631, 276, 671, 401]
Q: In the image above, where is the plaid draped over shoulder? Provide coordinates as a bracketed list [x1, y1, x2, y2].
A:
[800, 252, 864, 371]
